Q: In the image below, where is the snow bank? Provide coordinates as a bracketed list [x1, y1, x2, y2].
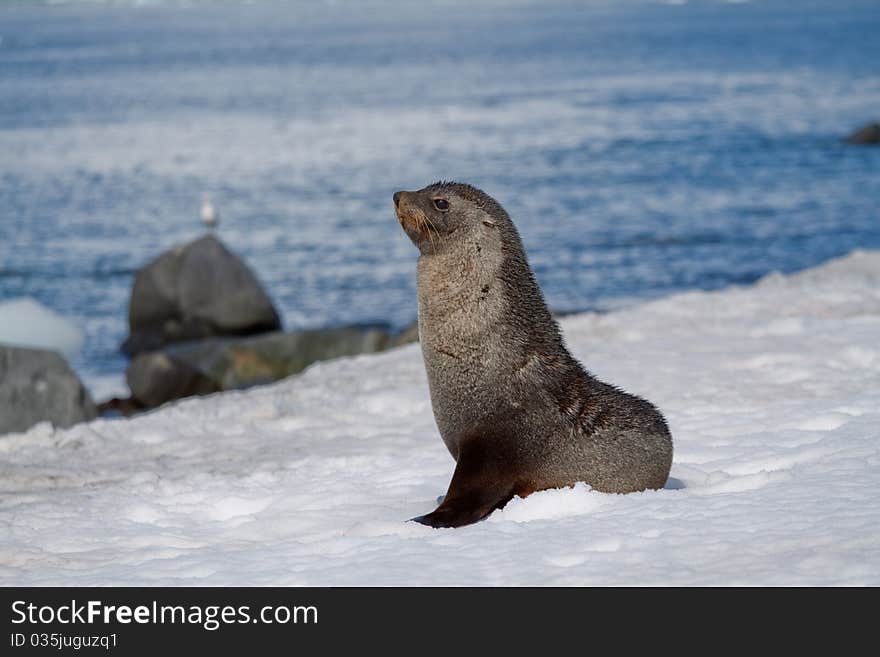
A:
[0, 298, 84, 360]
[1, 251, 879, 585]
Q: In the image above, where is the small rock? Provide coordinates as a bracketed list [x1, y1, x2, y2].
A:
[391, 320, 420, 347]
[96, 396, 146, 418]
[126, 351, 219, 409]
[844, 122, 880, 145]
[124, 326, 391, 409]
[0, 345, 97, 436]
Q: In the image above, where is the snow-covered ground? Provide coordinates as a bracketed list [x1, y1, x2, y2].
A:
[1, 250, 879, 585]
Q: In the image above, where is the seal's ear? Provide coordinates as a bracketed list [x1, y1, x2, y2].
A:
[482, 219, 496, 228]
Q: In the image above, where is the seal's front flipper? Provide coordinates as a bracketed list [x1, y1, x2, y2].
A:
[411, 495, 507, 528]
[411, 442, 519, 528]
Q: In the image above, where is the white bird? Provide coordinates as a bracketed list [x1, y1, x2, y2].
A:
[201, 195, 219, 229]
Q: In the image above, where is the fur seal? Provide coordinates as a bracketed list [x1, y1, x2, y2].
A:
[394, 182, 673, 528]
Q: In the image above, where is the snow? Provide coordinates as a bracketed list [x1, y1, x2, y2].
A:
[0, 297, 85, 360]
[1, 250, 879, 585]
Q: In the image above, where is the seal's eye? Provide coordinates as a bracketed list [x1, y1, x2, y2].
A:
[433, 198, 449, 211]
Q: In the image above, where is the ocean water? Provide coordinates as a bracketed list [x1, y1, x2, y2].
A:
[1, 0, 879, 397]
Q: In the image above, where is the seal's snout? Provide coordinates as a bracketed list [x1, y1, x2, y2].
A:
[394, 191, 413, 224]
[393, 191, 411, 228]
[394, 189, 431, 247]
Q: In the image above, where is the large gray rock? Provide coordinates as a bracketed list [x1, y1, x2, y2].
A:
[125, 326, 390, 409]
[845, 122, 880, 145]
[0, 345, 97, 435]
[122, 234, 281, 356]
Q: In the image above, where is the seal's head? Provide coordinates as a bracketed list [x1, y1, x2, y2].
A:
[393, 181, 510, 254]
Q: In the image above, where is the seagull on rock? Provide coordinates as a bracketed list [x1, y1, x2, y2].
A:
[201, 195, 219, 229]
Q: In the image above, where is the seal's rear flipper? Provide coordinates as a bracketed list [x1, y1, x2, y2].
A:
[411, 443, 520, 528]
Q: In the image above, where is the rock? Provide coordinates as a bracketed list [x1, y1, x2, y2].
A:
[844, 122, 880, 145]
[96, 396, 145, 418]
[126, 351, 219, 409]
[182, 326, 392, 388]
[0, 345, 97, 435]
[391, 320, 420, 347]
[125, 326, 391, 409]
[122, 234, 281, 356]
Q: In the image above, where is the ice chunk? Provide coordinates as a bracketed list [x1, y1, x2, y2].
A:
[0, 298, 84, 360]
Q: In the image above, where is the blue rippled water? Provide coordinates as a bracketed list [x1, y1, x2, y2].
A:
[1, 0, 879, 395]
